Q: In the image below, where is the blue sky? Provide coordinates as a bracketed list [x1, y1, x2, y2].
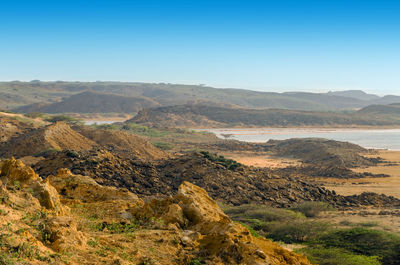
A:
[0, 0, 399, 95]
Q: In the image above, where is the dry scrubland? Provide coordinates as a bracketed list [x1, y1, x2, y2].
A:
[323, 151, 400, 197]
[2, 112, 400, 264]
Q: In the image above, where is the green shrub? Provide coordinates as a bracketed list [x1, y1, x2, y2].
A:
[45, 115, 82, 124]
[121, 123, 149, 133]
[35, 148, 61, 157]
[223, 204, 329, 243]
[264, 220, 330, 243]
[91, 222, 137, 234]
[92, 123, 119, 130]
[151, 141, 174, 150]
[235, 221, 262, 238]
[223, 204, 400, 264]
[223, 204, 303, 222]
[0, 253, 14, 265]
[291, 201, 333, 217]
[200, 151, 241, 170]
[189, 258, 205, 265]
[65, 150, 79, 158]
[246, 207, 303, 222]
[147, 128, 170, 138]
[299, 247, 381, 265]
[24, 112, 46, 119]
[315, 228, 400, 265]
[358, 221, 379, 227]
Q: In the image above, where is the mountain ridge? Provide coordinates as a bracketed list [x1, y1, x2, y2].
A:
[2, 81, 400, 112]
[126, 104, 400, 128]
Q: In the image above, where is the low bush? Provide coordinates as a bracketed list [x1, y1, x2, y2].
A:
[35, 148, 61, 157]
[264, 219, 330, 243]
[291, 201, 333, 217]
[151, 141, 174, 150]
[299, 247, 381, 265]
[224, 204, 400, 264]
[223, 204, 303, 222]
[93, 123, 119, 130]
[121, 123, 149, 133]
[24, 112, 46, 119]
[235, 221, 262, 238]
[200, 151, 242, 170]
[0, 253, 14, 265]
[91, 222, 137, 234]
[65, 150, 79, 158]
[223, 204, 329, 243]
[188, 258, 205, 265]
[45, 115, 82, 124]
[315, 227, 400, 265]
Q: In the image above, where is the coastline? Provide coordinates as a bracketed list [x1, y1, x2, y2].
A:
[194, 126, 400, 131]
[195, 127, 400, 151]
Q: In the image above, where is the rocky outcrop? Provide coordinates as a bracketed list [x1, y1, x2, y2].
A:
[0, 159, 84, 259]
[49, 168, 141, 203]
[128, 181, 311, 265]
[44, 216, 87, 252]
[177, 181, 231, 233]
[0, 158, 311, 264]
[0, 158, 64, 213]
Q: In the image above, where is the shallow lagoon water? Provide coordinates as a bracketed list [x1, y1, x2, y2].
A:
[84, 120, 119, 125]
[198, 128, 400, 151]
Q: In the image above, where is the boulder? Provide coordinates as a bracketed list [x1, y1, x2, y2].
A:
[45, 216, 87, 252]
[49, 168, 142, 204]
[177, 181, 230, 233]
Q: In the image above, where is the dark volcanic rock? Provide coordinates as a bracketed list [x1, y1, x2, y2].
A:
[32, 150, 400, 209]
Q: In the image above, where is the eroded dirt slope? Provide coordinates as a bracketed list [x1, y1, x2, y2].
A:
[0, 122, 169, 161]
[73, 125, 170, 160]
[0, 114, 42, 143]
[0, 122, 96, 158]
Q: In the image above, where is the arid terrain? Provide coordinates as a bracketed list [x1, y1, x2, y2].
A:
[322, 150, 400, 197]
[220, 149, 400, 233]
[2, 87, 400, 264]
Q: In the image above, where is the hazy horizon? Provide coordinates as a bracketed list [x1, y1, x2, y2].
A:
[0, 79, 398, 96]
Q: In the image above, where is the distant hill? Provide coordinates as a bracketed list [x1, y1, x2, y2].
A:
[372, 95, 400, 105]
[358, 103, 400, 115]
[267, 138, 375, 168]
[13, 91, 160, 114]
[2, 81, 400, 112]
[127, 104, 400, 128]
[327, 90, 380, 101]
[282, 91, 367, 109]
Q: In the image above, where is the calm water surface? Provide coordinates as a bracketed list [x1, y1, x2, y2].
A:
[197, 128, 400, 150]
[84, 120, 120, 125]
